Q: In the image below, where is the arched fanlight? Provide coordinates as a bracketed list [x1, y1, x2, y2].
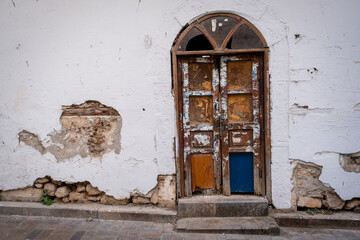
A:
[174, 13, 267, 52]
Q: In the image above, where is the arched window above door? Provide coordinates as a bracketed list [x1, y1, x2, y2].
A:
[174, 13, 267, 52]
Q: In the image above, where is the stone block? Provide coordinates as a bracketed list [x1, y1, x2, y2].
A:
[55, 186, 71, 198]
[68, 192, 87, 203]
[322, 192, 345, 210]
[43, 183, 57, 197]
[178, 201, 216, 218]
[0, 188, 42, 202]
[344, 198, 360, 210]
[34, 183, 43, 189]
[132, 195, 150, 204]
[292, 160, 345, 210]
[297, 197, 322, 208]
[216, 200, 268, 217]
[51, 179, 63, 186]
[100, 195, 130, 205]
[151, 175, 176, 208]
[76, 184, 86, 193]
[35, 176, 50, 184]
[176, 217, 280, 235]
[88, 196, 101, 202]
[86, 183, 102, 196]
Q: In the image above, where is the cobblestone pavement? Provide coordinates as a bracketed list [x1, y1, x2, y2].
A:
[0, 215, 359, 240]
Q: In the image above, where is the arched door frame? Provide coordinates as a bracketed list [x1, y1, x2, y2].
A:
[171, 12, 272, 203]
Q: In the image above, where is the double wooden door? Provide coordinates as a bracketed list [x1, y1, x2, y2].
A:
[179, 53, 265, 196]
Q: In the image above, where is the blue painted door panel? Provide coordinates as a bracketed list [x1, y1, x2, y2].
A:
[230, 152, 254, 193]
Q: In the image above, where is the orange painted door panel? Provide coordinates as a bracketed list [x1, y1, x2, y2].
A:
[191, 154, 215, 191]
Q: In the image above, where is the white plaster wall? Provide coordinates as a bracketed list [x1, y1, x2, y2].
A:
[0, 0, 359, 208]
[281, 0, 360, 202]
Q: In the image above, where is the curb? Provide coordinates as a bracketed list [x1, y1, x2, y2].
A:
[0, 201, 177, 224]
[274, 211, 360, 230]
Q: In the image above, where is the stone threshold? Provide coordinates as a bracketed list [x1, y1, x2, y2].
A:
[176, 216, 280, 235]
[0, 201, 177, 224]
[274, 211, 360, 230]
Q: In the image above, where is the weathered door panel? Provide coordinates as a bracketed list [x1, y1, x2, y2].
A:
[220, 54, 264, 196]
[179, 54, 264, 197]
[180, 57, 220, 196]
[229, 152, 254, 192]
[191, 154, 215, 191]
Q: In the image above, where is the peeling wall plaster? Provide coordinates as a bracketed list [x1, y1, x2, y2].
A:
[19, 101, 122, 161]
[0, 0, 359, 208]
[291, 160, 345, 210]
[339, 152, 360, 173]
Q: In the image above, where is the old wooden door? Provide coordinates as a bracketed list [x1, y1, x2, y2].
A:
[220, 54, 265, 196]
[180, 56, 221, 195]
[179, 53, 264, 196]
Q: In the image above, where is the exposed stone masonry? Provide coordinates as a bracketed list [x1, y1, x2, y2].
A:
[291, 160, 360, 211]
[18, 101, 122, 161]
[0, 175, 176, 208]
[339, 151, 360, 173]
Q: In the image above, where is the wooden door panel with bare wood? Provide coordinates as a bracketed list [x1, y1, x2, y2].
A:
[220, 54, 265, 196]
[180, 57, 220, 196]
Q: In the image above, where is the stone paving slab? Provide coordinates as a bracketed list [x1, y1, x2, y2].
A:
[176, 216, 280, 235]
[178, 195, 268, 218]
[274, 211, 360, 230]
[0, 201, 176, 224]
[1, 214, 360, 240]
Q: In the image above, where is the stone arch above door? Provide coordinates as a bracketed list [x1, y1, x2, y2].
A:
[172, 13, 271, 202]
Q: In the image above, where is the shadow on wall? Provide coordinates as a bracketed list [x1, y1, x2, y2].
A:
[18, 101, 122, 161]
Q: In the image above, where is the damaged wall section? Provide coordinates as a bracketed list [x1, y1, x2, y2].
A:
[18, 101, 122, 160]
[291, 160, 360, 210]
[0, 175, 176, 208]
[339, 152, 360, 173]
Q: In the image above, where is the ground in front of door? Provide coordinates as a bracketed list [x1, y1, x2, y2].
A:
[0, 214, 359, 240]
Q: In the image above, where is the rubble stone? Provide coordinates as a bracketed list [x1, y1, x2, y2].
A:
[132, 192, 150, 204]
[322, 191, 345, 210]
[35, 176, 50, 184]
[68, 192, 87, 202]
[86, 183, 102, 196]
[292, 160, 345, 210]
[34, 183, 43, 189]
[339, 152, 360, 173]
[55, 186, 71, 198]
[297, 197, 322, 208]
[51, 179, 63, 186]
[76, 184, 86, 193]
[344, 198, 360, 210]
[100, 195, 129, 205]
[3, 174, 176, 209]
[43, 183, 57, 197]
[151, 175, 176, 208]
[88, 196, 101, 202]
